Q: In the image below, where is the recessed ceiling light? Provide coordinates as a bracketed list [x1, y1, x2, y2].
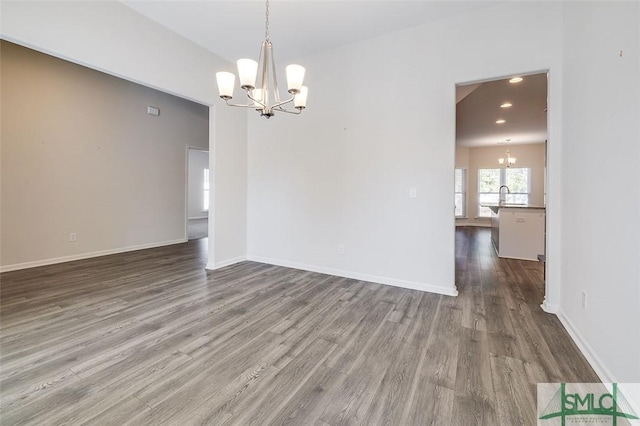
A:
[500, 102, 512, 108]
[496, 119, 506, 124]
[509, 77, 523, 84]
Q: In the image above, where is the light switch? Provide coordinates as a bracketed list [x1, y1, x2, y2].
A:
[409, 187, 417, 198]
[147, 106, 160, 116]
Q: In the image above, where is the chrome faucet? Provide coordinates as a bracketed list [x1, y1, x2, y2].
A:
[499, 185, 510, 205]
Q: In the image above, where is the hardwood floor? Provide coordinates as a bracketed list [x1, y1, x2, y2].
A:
[0, 228, 599, 425]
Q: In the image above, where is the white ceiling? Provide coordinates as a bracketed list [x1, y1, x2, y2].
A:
[121, 1, 544, 148]
[121, 1, 499, 63]
[456, 73, 548, 147]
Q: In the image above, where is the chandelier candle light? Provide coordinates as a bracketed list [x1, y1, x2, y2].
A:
[215, 0, 308, 118]
[499, 139, 516, 167]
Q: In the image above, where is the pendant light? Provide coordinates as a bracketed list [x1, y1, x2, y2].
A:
[215, 0, 308, 118]
[499, 139, 516, 167]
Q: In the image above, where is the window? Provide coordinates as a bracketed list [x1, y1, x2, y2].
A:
[504, 167, 531, 204]
[477, 167, 530, 217]
[478, 168, 501, 217]
[203, 169, 210, 211]
[454, 168, 466, 218]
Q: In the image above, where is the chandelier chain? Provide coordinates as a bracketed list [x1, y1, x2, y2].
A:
[265, 0, 270, 41]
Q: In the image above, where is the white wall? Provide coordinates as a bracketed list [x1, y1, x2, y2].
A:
[188, 149, 209, 219]
[247, 2, 563, 296]
[0, 1, 248, 268]
[560, 1, 640, 383]
[456, 143, 546, 226]
[209, 105, 248, 268]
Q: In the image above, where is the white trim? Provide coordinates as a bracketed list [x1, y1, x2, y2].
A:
[247, 255, 459, 297]
[206, 106, 216, 270]
[544, 67, 561, 319]
[188, 216, 208, 220]
[617, 383, 640, 422]
[185, 145, 210, 242]
[184, 145, 190, 241]
[552, 308, 640, 415]
[496, 254, 540, 262]
[455, 222, 491, 228]
[206, 255, 247, 270]
[540, 299, 559, 314]
[554, 318, 640, 420]
[0, 238, 187, 273]
[556, 309, 615, 384]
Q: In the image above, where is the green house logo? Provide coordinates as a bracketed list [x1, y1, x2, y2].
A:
[538, 383, 639, 425]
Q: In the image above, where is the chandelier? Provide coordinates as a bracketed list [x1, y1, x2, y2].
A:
[215, 0, 308, 118]
[498, 139, 516, 167]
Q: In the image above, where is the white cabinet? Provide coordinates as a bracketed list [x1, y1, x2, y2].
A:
[491, 207, 545, 261]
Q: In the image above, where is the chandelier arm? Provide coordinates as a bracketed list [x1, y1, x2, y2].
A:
[270, 95, 295, 110]
[224, 99, 261, 109]
[273, 106, 302, 115]
[247, 91, 267, 109]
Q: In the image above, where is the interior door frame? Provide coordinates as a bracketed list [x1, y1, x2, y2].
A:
[453, 69, 552, 309]
[185, 145, 210, 241]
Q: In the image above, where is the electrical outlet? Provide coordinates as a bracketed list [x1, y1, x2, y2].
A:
[581, 291, 587, 310]
[409, 187, 417, 198]
[338, 244, 345, 255]
[69, 232, 77, 242]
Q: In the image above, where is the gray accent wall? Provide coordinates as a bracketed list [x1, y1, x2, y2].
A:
[1, 41, 209, 269]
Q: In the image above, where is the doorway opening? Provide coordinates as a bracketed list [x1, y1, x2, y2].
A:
[186, 147, 210, 241]
[454, 72, 549, 303]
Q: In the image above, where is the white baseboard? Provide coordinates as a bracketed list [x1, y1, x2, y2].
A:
[246, 255, 458, 297]
[206, 256, 247, 270]
[553, 309, 640, 414]
[455, 222, 491, 228]
[540, 300, 559, 314]
[0, 238, 187, 273]
[618, 383, 640, 422]
[498, 254, 540, 262]
[555, 309, 615, 384]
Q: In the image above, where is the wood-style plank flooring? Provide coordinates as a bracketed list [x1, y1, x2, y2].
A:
[0, 228, 599, 425]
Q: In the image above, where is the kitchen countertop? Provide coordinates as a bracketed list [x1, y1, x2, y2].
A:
[481, 204, 546, 213]
[481, 203, 546, 209]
